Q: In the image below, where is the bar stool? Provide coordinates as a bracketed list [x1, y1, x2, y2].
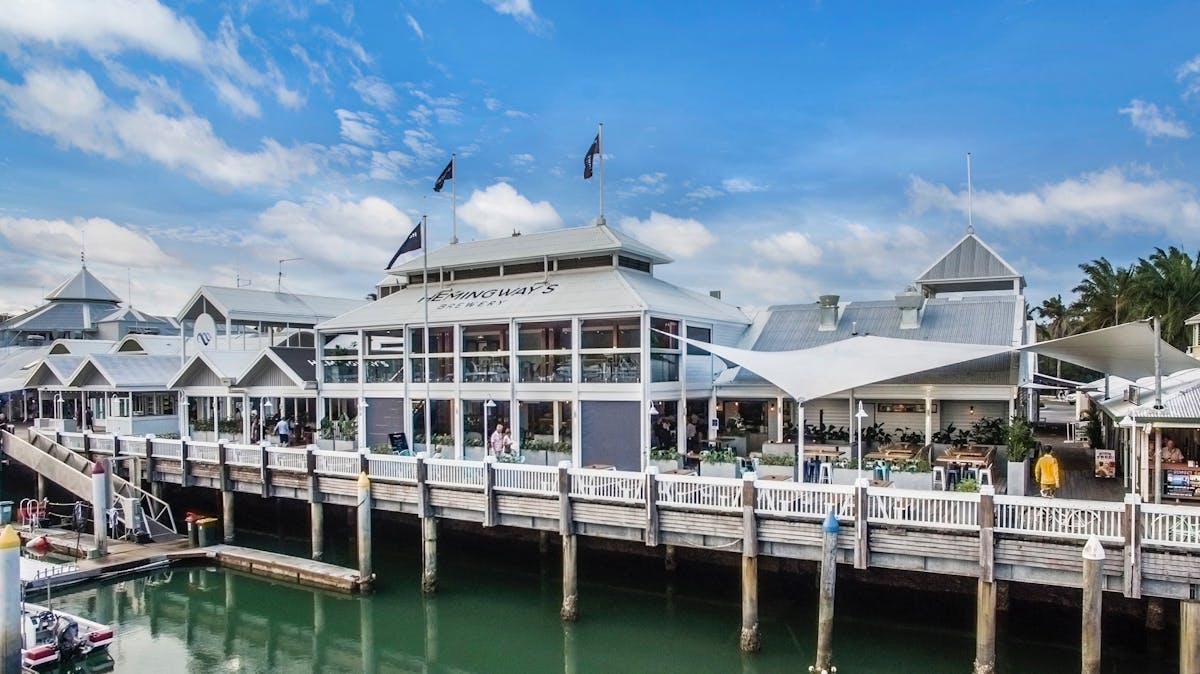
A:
[947, 463, 961, 489]
[932, 465, 948, 491]
[817, 462, 833, 484]
[977, 467, 993, 487]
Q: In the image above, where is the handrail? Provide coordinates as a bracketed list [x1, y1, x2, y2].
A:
[755, 481, 855, 520]
[867, 486, 978, 530]
[1141, 502, 1200, 550]
[494, 463, 558, 495]
[655, 473, 738, 512]
[993, 494, 1123, 543]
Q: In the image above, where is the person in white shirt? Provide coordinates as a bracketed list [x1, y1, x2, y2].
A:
[274, 417, 291, 445]
[490, 424, 508, 456]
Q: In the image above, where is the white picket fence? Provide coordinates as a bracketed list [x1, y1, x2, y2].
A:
[1141, 503, 1200, 550]
[266, 447, 308, 472]
[494, 463, 558, 495]
[150, 438, 183, 460]
[570, 468, 645, 504]
[993, 495, 1124, 543]
[313, 450, 360, 477]
[89, 434, 116, 454]
[656, 474, 740, 512]
[757, 481, 855, 520]
[188, 441, 220, 465]
[225, 443, 263, 468]
[427, 458, 485, 488]
[868, 487, 979, 530]
[366, 454, 417, 483]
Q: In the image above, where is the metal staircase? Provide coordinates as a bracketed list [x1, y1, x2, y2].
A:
[1, 428, 178, 540]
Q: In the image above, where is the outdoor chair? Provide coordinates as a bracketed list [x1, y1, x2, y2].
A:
[977, 467, 993, 487]
[817, 462, 833, 484]
[932, 465, 947, 491]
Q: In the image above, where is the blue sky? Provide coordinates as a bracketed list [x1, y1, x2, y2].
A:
[1, 1, 1198, 316]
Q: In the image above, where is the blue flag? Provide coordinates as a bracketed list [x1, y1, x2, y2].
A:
[386, 222, 422, 269]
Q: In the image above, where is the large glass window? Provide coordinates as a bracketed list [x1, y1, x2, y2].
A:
[518, 400, 573, 452]
[518, 321, 571, 351]
[322, 332, 360, 384]
[410, 326, 455, 383]
[412, 399, 455, 450]
[580, 353, 641, 383]
[518, 354, 572, 383]
[579, 316, 640, 383]
[365, 329, 405, 383]
[650, 317, 680, 382]
[580, 317, 640, 349]
[462, 399, 511, 459]
[462, 324, 510, 352]
[517, 320, 572, 383]
[461, 323, 510, 383]
[686, 326, 712, 355]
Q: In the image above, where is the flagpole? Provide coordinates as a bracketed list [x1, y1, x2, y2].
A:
[598, 122, 605, 226]
[422, 209, 432, 456]
[966, 152, 974, 235]
[450, 153, 458, 244]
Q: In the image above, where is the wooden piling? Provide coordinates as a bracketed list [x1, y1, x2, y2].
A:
[558, 460, 578, 621]
[0, 526, 20, 674]
[739, 472, 760, 652]
[1181, 600, 1200, 674]
[417, 454, 437, 595]
[310, 502, 324, 561]
[222, 491, 235, 544]
[664, 545, 677, 573]
[812, 510, 839, 673]
[90, 459, 108, 558]
[1081, 536, 1105, 674]
[360, 594, 376, 674]
[36, 472, 46, 501]
[356, 472, 373, 585]
[974, 485, 996, 674]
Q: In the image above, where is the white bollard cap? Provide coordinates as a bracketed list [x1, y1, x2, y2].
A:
[1082, 535, 1106, 561]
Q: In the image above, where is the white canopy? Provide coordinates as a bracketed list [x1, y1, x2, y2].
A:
[676, 333, 1013, 402]
[1020, 321, 1197, 381]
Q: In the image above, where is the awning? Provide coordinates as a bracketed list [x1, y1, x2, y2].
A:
[674, 333, 1013, 402]
[1020, 322, 1197, 381]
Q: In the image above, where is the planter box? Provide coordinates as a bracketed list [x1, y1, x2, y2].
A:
[701, 462, 737, 479]
[464, 445, 486, 461]
[754, 464, 795, 480]
[1007, 458, 1030, 496]
[651, 458, 680, 473]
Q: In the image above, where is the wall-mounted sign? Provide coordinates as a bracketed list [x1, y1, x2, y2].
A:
[193, 313, 217, 350]
[420, 281, 559, 312]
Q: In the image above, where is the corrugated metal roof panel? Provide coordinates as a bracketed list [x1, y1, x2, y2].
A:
[81, 355, 181, 387]
[44, 268, 122, 303]
[388, 224, 671, 274]
[181, 286, 367, 324]
[0, 302, 114, 332]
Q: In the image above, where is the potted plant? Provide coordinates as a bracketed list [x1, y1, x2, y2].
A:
[699, 446, 737, 478]
[955, 478, 980, 493]
[1005, 416, 1036, 496]
[754, 452, 795, 479]
[522, 438, 553, 465]
[649, 447, 680, 473]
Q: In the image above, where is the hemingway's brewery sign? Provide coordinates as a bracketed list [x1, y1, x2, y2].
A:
[421, 281, 558, 311]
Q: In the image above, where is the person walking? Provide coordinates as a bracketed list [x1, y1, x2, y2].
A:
[274, 416, 291, 446]
[1034, 445, 1061, 498]
[489, 423, 507, 456]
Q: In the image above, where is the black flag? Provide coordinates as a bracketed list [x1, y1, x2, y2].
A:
[433, 158, 453, 192]
[386, 222, 422, 269]
[583, 134, 599, 179]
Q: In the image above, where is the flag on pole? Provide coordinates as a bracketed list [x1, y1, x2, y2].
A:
[385, 222, 423, 269]
[433, 158, 453, 192]
[583, 133, 600, 179]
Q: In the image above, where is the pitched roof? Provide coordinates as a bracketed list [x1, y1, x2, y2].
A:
[268, 347, 317, 382]
[0, 345, 49, 393]
[23, 355, 87, 388]
[48, 339, 116, 355]
[97, 305, 174, 326]
[387, 223, 672, 274]
[66, 354, 180, 389]
[0, 301, 112, 333]
[112, 334, 186, 354]
[44, 268, 122, 303]
[915, 232, 1024, 292]
[177, 285, 367, 325]
[167, 350, 260, 389]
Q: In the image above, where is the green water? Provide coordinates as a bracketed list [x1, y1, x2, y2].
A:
[42, 527, 1176, 673]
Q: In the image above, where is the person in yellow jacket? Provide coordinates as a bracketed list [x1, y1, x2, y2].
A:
[1034, 445, 1061, 498]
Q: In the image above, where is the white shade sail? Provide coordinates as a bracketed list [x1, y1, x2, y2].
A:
[675, 333, 1013, 402]
[1019, 321, 1197, 381]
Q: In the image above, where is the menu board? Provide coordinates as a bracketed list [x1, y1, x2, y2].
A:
[1164, 469, 1200, 499]
[1094, 449, 1116, 478]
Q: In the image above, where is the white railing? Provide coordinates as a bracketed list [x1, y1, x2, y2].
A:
[868, 487, 979, 530]
[994, 495, 1124, 543]
[1142, 503, 1200, 550]
[366, 454, 417, 483]
[756, 481, 855, 520]
[118, 436, 147, 456]
[225, 443, 263, 468]
[60, 432, 85, 450]
[426, 458, 485, 488]
[494, 463, 558, 495]
[568, 468, 645, 504]
[187, 441, 220, 464]
[655, 474, 738, 512]
[314, 450, 360, 477]
[266, 447, 308, 472]
[89, 434, 115, 454]
[150, 438, 183, 460]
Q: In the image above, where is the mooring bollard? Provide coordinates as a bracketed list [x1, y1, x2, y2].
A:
[90, 459, 108, 558]
[0, 525, 20, 674]
[810, 510, 839, 674]
[1081, 535, 1105, 674]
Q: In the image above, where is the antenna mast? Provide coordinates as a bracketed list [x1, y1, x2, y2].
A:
[966, 152, 974, 235]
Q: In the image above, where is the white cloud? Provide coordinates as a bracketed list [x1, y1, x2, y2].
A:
[1119, 99, 1191, 140]
[351, 76, 397, 109]
[212, 77, 261, 117]
[482, 0, 551, 33]
[511, 153, 535, 166]
[484, 97, 502, 112]
[826, 223, 931, 282]
[254, 195, 414, 271]
[405, 14, 425, 41]
[459, 182, 562, 238]
[1178, 53, 1200, 99]
[686, 185, 723, 201]
[335, 109, 381, 147]
[722, 177, 766, 193]
[410, 89, 461, 124]
[751, 231, 821, 265]
[618, 211, 716, 259]
[402, 128, 441, 162]
[0, 0, 205, 63]
[908, 167, 1200, 232]
[0, 66, 319, 189]
[368, 150, 412, 180]
[0, 215, 177, 268]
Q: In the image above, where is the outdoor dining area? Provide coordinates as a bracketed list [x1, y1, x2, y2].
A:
[932, 445, 995, 489]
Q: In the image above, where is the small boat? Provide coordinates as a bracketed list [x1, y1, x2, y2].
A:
[21, 602, 115, 669]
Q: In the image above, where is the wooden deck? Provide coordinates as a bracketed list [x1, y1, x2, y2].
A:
[15, 429, 1200, 602]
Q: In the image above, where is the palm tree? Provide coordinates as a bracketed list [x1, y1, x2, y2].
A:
[1129, 246, 1200, 350]
[1072, 257, 1134, 332]
[1035, 294, 1077, 377]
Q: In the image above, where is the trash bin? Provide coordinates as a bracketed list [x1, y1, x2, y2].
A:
[0, 501, 12, 525]
[185, 512, 199, 547]
[196, 517, 219, 547]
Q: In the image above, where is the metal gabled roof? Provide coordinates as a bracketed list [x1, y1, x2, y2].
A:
[97, 305, 174, 326]
[23, 355, 87, 388]
[1095, 369, 1200, 421]
[66, 354, 180, 389]
[47, 339, 116, 355]
[237, 347, 316, 389]
[0, 301, 114, 333]
[915, 232, 1024, 290]
[387, 223, 672, 274]
[44, 267, 122, 303]
[747, 296, 1021, 352]
[167, 350, 260, 389]
[317, 267, 748, 332]
[177, 285, 368, 325]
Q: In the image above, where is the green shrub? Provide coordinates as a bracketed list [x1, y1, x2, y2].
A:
[955, 478, 979, 493]
[700, 447, 736, 464]
[758, 453, 795, 466]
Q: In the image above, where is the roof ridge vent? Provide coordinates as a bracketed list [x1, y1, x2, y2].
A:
[896, 286, 925, 330]
[818, 294, 840, 331]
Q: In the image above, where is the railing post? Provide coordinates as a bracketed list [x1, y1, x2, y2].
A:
[1122, 493, 1142, 599]
[740, 471, 760, 653]
[483, 456, 497, 528]
[54, 431, 62, 447]
[259, 443, 271, 498]
[853, 477, 869, 569]
[82, 431, 90, 455]
[644, 467, 659, 547]
[144, 435, 158, 499]
[359, 450, 369, 476]
[558, 461, 577, 622]
[179, 437, 190, 488]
